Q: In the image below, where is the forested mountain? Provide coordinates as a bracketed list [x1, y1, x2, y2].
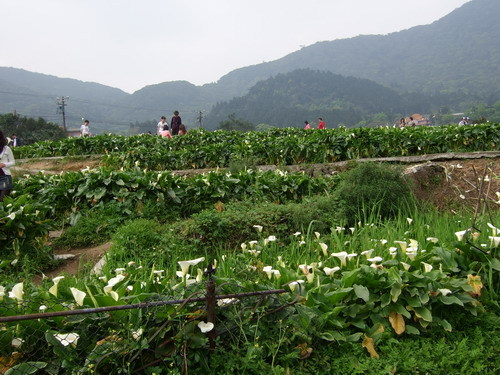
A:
[0, 0, 498, 132]
[214, 0, 499, 100]
[204, 69, 460, 129]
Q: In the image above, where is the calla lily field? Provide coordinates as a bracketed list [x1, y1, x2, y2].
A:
[0, 124, 499, 374]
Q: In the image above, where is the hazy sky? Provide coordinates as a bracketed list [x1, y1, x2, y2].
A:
[0, 0, 471, 93]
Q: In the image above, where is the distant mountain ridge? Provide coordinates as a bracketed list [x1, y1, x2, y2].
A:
[0, 0, 498, 132]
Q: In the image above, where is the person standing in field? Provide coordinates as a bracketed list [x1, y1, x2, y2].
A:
[80, 120, 91, 137]
[170, 111, 182, 136]
[0, 131, 15, 201]
[304, 121, 311, 129]
[157, 116, 169, 135]
[317, 118, 326, 129]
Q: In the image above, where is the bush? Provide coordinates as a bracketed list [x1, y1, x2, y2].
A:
[108, 219, 174, 265]
[334, 162, 415, 224]
[175, 195, 342, 250]
[54, 204, 129, 249]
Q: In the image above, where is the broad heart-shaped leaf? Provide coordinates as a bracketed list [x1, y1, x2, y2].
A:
[380, 292, 391, 308]
[491, 258, 500, 272]
[319, 330, 345, 342]
[387, 267, 402, 284]
[388, 312, 405, 335]
[353, 284, 370, 302]
[167, 189, 181, 204]
[5, 362, 47, 375]
[341, 268, 361, 288]
[439, 295, 464, 306]
[324, 287, 353, 304]
[413, 306, 433, 322]
[391, 284, 402, 303]
[405, 324, 420, 335]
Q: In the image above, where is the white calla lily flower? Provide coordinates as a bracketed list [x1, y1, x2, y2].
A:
[9, 282, 23, 303]
[323, 266, 340, 276]
[54, 332, 80, 347]
[263, 266, 273, 279]
[331, 251, 348, 267]
[405, 247, 418, 261]
[288, 280, 305, 292]
[389, 247, 398, 258]
[455, 230, 467, 241]
[422, 262, 433, 273]
[361, 249, 374, 259]
[400, 262, 411, 271]
[426, 237, 439, 243]
[132, 328, 143, 340]
[0, 285, 5, 302]
[438, 288, 452, 296]
[49, 276, 65, 297]
[178, 257, 205, 277]
[367, 256, 383, 263]
[253, 225, 263, 232]
[394, 241, 407, 252]
[198, 321, 214, 333]
[70, 287, 86, 306]
[314, 232, 321, 239]
[407, 218, 413, 224]
[319, 243, 329, 257]
[11, 338, 24, 348]
[489, 236, 500, 247]
[409, 239, 419, 248]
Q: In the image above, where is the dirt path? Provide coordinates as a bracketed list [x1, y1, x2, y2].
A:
[34, 242, 112, 283]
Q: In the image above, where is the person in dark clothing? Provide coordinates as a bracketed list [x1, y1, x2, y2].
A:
[170, 111, 182, 135]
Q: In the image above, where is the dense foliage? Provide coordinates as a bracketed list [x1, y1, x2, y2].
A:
[13, 123, 500, 171]
[0, 113, 66, 145]
[1, 123, 498, 374]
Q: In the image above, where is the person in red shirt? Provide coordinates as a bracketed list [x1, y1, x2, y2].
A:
[317, 118, 326, 129]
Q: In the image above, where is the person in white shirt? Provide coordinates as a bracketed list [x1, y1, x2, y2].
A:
[80, 120, 91, 137]
[0, 131, 15, 201]
[157, 116, 169, 135]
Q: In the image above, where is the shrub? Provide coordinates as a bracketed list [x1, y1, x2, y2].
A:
[54, 204, 129, 249]
[175, 196, 342, 250]
[334, 162, 415, 224]
[108, 219, 174, 265]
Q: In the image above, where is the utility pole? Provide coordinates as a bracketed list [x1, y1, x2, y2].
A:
[197, 110, 204, 128]
[56, 96, 69, 133]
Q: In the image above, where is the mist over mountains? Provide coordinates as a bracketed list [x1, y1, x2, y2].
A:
[0, 0, 498, 133]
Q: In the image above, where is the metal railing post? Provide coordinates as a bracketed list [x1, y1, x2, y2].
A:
[205, 263, 217, 350]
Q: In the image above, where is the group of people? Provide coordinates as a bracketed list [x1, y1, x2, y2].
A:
[399, 117, 418, 127]
[0, 131, 15, 202]
[156, 111, 188, 138]
[458, 117, 470, 126]
[304, 118, 326, 129]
